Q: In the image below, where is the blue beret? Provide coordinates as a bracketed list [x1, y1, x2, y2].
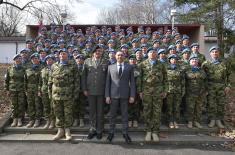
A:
[168, 54, 178, 60]
[58, 48, 67, 54]
[152, 39, 160, 45]
[108, 48, 116, 53]
[45, 54, 55, 61]
[30, 53, 39, 60]
[119, 35, 126, 40]
[182, 35, 189, 40]
[152, 31, 161, 35]
[131, 38, 139, 43]
[72, 48, 79, 53]
[111, 32, 116, 36]
[97, 44, 105, 49]
[85, 39, 93, 44]
[44, 39, 51, 43]
[58, 40, 65, 44]
[50, 44, 58, 49]
[67, 44, 74, 49]
[13, 54, 21, 60]
[135, 48, 141, 53]
[189, 54, 199, 61]
[108, 39, 114, 44]
[20, 48, 29, 54]
[140, 44, 147, 48]
[26, 39, 33, 44]
[157, 48, 166, 55]
[140, 35, 148, 39]
[35, 43, 43, 47]
[175, 39, 182, 44]
[190, 43, 199, 48]
[209, 46, 219, 53]
[75, 54, 85, 60]
[98, 36, 105, 40]
[182, 48, 191, 54]
[147, 48, 156, 53]
[95, 29, 101, 32]
[168, 45, 176, 50]
[121, 44, 129, 49]
[129, 54, 136, 59]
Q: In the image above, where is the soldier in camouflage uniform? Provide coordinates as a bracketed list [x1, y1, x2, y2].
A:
[38, 54, 55, 129]
[190, 43, 206, 67]
[25, 53, 43, 128]
[166, 54, 185, 129]
[73, 54, 86, 127]
[48, 49, 77, 140]
[185, 55, 207, 128]
[202, 46, 231, 128]
[137, 49, 167, 142]
[128, 54, 140, 128]
[5, 54, 25, 127]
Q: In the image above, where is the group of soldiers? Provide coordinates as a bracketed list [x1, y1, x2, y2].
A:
[4, 24, 231, 142]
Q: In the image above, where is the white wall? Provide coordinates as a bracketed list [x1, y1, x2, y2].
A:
[0, 42, 25, 63]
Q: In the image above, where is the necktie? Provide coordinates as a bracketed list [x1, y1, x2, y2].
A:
[119, 65, 122, 77]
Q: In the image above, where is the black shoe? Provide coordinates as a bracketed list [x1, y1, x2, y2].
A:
[96, 133, 103, 140]
[107, 133, 114, 142]
[123, 134, 132, 144]
[87, 131, 97, 139]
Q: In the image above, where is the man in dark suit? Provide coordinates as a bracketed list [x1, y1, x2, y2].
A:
[105, 50, 136, 143]
[82, 45, 109, 140]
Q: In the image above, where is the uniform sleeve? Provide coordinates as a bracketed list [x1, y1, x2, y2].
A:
[48, 67, 53, 99]
[162, 64, 168, 93]
[105, 65, 111, 98]
[38, 70, 43, 92]
[181, 69, 185, 96]
[225, 59, 232, 87]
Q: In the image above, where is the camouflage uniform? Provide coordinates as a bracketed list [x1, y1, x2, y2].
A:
[25, 64, 43, 121]
[137, 59, 167, 133]
[39, 66, 55, 120]
[202, 58, 231, 121]
[185, 66, 207, 122]
[48, 61, 77, 128]
[166, 64, 185, 123]
[5, 65, 25, 118]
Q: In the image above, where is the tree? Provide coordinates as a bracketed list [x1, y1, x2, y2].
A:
[97, 0, 174, 24]
[173, 0, 235, 56]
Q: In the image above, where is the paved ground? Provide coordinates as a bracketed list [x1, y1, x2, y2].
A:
[0, 142, 233, 155]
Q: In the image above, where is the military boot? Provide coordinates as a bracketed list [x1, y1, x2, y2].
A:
[133, 120, 138, 128]
[208, 120, 215, 128]
[65, 128, 72, 140]
[194, 121, 202, 128]
[26, 120, 34, 128]
[79, 119, 85, 127]
[53, 128, 65, 140]
[43, 119, 50, 129]
[216, 120, 225, 128]
[33, 119, 40, 128]
[11, 118, 18, 127]
[152, 133, 159, 142]
[145, 132, 151, 141]
[49, 120, 55, 129]
[128, 121, 132, 127]
[17, 118, 23, 127]
[72, 119, 78, 127]
[173, 121, 179, 129]
[187, 121, 193, 128]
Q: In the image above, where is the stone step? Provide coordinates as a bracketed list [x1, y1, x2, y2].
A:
[0, 132, 232, 145]
[4, 123, 219, 134]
